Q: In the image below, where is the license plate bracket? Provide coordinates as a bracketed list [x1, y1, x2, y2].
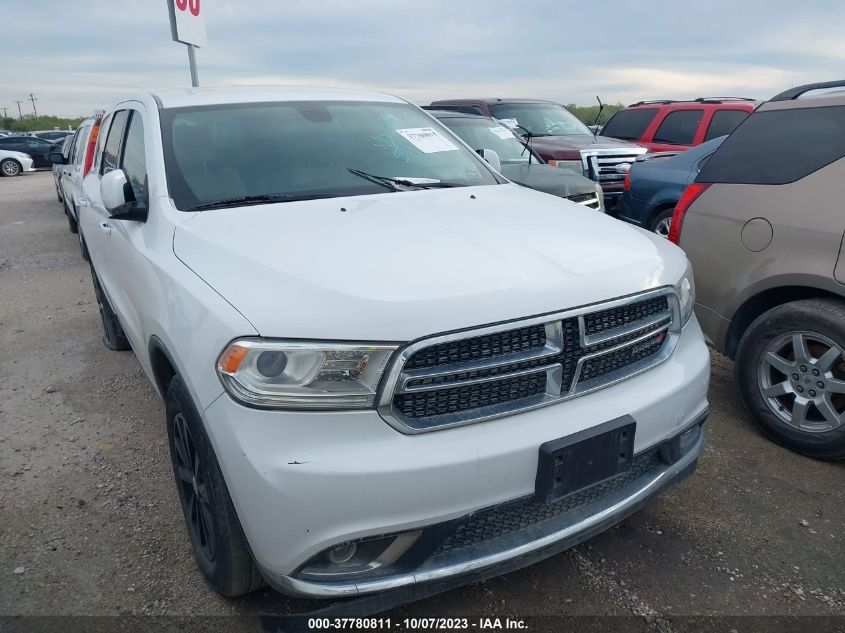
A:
[535, 415, 636, 504]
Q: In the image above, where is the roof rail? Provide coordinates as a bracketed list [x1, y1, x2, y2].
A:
[628, 99, 679, 107]
[693, 97, 757, 103]
[770, 80, 845, 101]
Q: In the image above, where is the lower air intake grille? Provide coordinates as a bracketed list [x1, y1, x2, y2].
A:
[437, 447, 661, 553]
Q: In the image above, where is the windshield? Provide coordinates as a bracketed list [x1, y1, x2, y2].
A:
[161, 101, 500, 210]
[439, 117, 541, 164]
[489, 103, 592, 137]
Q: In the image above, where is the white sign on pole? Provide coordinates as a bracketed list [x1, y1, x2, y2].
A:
[168, 0, 207, 48]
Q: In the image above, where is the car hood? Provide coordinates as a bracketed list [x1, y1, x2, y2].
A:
[500, 163, 595, 198]
[173, 184, 687, 341]
[529, 134, 642, 156]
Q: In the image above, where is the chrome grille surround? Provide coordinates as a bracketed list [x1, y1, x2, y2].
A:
[378, 287, 682, 434]
[580, 147, 648, 186]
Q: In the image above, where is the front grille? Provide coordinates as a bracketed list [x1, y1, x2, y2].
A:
[437, 447, 661, 553]
[584, 296, 668, 336]
[383, 290, 678, 431]
[404, 324, 546, 370]
[582, 148, 648, 186]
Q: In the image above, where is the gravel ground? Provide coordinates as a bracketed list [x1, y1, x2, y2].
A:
[1, 172, 843, 632]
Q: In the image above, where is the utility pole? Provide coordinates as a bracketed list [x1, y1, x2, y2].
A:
[1, 107, 7, 118]
[15, 101, 23, 119]
[28, 93, 38, 118]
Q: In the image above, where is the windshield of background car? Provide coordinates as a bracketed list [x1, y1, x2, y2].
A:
[489, 103, 592, 137]
[160, 100, 500, 210]
[440, 117, 539, 163]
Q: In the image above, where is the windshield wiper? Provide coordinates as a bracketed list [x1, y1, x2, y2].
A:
[348, 168, 464, 190]
[185, 193, 331, 212]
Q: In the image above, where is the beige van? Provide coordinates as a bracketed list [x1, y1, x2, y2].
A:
[671, 80, 845, 460]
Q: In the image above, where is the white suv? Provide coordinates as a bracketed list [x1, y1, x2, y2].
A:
[78, 87, 710, 599]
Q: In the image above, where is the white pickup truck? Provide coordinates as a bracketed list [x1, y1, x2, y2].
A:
[64, 86, 709, 598]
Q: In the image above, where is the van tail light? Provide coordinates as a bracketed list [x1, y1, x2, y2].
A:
[668, 183, 710, 245]
[82, 123, 100, 176]
[623, 171, 631, 190]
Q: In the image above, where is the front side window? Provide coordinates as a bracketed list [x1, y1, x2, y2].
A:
[601, 108, 658, 141]
[440, 117, 538, 163]
[704, 109, 749, 142]
[652, 110, 704, 145]
[101, 110, 129, 175]
[160, 100, 500, 210]
[120, 112, 147, 203]
[698, 105, 845, 185]
[489, 103, 592, 137]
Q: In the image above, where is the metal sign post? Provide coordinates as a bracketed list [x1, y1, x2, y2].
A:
[167, 0, 207, 87]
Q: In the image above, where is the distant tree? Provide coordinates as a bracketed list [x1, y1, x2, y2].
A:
[1, 115, 86, 133]
[566, 103, 625, 127]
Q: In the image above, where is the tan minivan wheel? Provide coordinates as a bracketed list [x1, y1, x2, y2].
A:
[736, 298, 845, 460]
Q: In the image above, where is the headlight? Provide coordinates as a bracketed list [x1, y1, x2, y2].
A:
[595, 183, 605, 213]
[217, 339, 398, 409]
[549, 159, 583, 175]
[675, 262, 696, 326]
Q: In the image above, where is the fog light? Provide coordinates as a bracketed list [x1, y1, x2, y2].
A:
[327, 542, 357, 565]
[298, 530, 421, 580]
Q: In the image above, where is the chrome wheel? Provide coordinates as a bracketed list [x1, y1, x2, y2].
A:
[758, 331, 845, 433]
[654, 216, 672, 238]
[1, 159, 20, 177]
[173, 412, 216, 563]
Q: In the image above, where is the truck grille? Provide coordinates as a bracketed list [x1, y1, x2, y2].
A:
[380, 289, 679, 432]
[581, 148, 648, 187]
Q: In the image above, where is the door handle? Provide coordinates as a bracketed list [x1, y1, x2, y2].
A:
[98, 221, 112, 236]
[78, 197, 90, 207]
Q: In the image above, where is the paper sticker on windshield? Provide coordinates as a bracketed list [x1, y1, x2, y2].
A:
[396, 127, 459, 153]
[497, 118, 519, 129]
[488, 126, 515, 140]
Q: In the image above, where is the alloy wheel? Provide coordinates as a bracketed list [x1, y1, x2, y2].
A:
[758, 331, 845, 433]
[1, 160, 20, 177]
[654, 217, 672, 238]
[173, 412, 216, 562]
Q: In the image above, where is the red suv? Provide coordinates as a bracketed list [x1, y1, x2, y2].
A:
[600, 98, 757, 153]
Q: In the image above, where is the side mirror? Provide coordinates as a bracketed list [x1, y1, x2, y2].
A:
[101, 169, 129, 212]
[46, 151, 66, 165]
[478, 148, 502, 172]
[101, 169, 148, 221]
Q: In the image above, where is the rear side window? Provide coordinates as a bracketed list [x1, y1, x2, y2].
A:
[698, 105, 845, 185]
[601, 108, 658, 140]
[100, 110, 129, 175]
[72, 126, 89, 164]
[120, 112, 147, 203]
[704, 109, 749, 141]
[653, 110, 704, 145]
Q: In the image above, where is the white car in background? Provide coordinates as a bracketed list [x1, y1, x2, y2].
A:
[70, 87, 709, 599]
[0, 148, 34, 177]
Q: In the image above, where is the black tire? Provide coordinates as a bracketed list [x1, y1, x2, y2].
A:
[78, 224, 90, 261]
[649, 206, 675, 239]
[736, 298, 845, 460]
[166, 375, 265, 597]
[1, 158, 21, 177]
[66, 200, 79, 234]
[89, 265, 130, 351]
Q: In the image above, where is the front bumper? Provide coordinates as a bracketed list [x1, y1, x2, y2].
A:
[202, 317, 710, 597]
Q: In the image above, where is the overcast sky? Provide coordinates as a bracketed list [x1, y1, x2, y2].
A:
[3, 0, 844, 118]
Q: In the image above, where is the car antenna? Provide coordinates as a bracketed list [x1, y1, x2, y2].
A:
[592, 96, 604, 142]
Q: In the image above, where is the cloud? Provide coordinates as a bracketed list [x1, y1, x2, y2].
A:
[1, 0, 843, 117]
